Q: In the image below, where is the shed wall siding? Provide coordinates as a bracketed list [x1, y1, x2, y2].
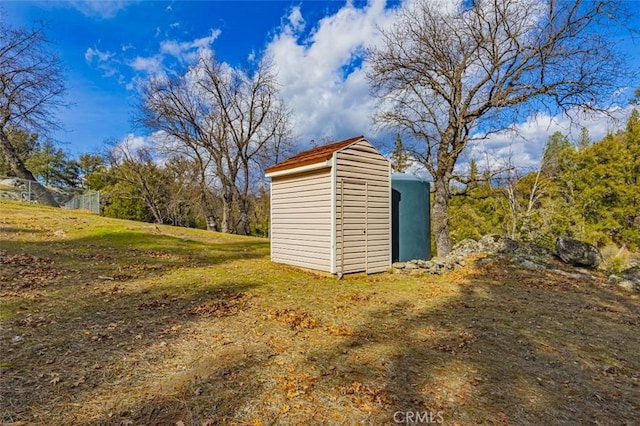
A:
[335, 140, 391, 274]
[270, 168, 332, 272]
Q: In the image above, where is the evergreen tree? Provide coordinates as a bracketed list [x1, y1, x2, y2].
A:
[541, 132, 572, 178]
[467, 159, 479, 190]
[101, 181, 154, 223]
[629, 88, 640, 105]
[25, 140, 79, 187]
[577, 127, 592, 150]
[565, 113, 640, 250]
[625, 109, 640, 190]
[448, 162, 500, 243]
[76, 154, 105, 190]
[390, 134, 410, 173]
[625, 109, 640, 149]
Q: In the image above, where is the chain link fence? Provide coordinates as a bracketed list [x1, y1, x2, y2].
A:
[0, 176, 100, 214]
[64, 191, 100, 214]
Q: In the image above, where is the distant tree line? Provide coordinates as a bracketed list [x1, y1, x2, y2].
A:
[0, 129, 274, 236]
[82, 139, 273, 236]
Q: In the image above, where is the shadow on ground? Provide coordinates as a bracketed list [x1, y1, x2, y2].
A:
[304, 255, 640, 424]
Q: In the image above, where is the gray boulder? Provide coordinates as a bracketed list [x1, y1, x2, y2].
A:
[622, 266, 640, 282]
[478, 234, 519, 254]
[515, 243, 553, 258]
[451, 239, 480, 256]
[519, 259, 545, 271]
[555, 236, 603, 268]
[0, 178, 23, 188]
[450, 235, 519, 257]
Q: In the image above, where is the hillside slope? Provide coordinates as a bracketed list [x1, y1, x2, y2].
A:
[1, 200, 639, 425]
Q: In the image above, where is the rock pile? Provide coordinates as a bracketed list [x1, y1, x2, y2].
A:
[393, 234, 553, 275]
[392, 235, 640, 293]
[0, 178, 28, 201]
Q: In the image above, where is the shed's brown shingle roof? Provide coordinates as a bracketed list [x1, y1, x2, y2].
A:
[265, 135, 364, 174]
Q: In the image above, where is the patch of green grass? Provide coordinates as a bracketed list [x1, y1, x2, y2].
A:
[0, 299, 23, 321]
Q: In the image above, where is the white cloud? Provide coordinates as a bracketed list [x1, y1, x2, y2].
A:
[287, 6, 306, 33]
[160, 30, 221, 63]
[84, 47, 113, 63]
[114, 132, 175, 166]
[84, 46, 122, 79]
[85, 28, 221, 93]
[67, 0, 134, 18]
[266, 0, 397, 147]
[130, 55, 164, 75]
[121, 133, 149, 150]
[120, 30, 221, 92]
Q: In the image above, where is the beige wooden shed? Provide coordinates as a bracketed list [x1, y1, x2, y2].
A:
[265, 136, 391, 275]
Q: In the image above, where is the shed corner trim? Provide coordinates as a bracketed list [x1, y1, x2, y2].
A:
[330, 152, 337, 274]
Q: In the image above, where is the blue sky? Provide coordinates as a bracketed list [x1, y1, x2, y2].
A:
[2, 0, 639, 170]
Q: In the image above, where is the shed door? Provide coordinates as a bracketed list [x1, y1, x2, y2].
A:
[339, 179, 369, 274]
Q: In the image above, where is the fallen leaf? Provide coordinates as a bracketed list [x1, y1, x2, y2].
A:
[49, 374, 60, 385]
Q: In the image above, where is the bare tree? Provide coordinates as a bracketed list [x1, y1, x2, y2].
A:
[198, 57, 292, 235]
[0, 21, 66, 206]
[139, 68, 229, 231]
[499, 162, 547, 240]
[107, 137, 169, 224]
[368, 0, 632, 255]
[138, 52, 292, 235]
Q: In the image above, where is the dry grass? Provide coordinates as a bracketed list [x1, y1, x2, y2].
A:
[1, 200, 639, 425]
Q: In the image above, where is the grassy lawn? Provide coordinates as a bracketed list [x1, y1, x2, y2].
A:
[1, 200, 639, 425]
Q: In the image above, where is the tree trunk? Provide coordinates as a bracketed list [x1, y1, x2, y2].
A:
[432, 173, 451, 256]
[196, 171, 218, 232]
[0, 132, 59, 207]
[221, 186, 234, 234]
[205, 215, 217, 232]
[236, 201, 250, 236]
[236, 165, 251, 236]
[148, 203, 164, 224]
[201, 200, 218, 232]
